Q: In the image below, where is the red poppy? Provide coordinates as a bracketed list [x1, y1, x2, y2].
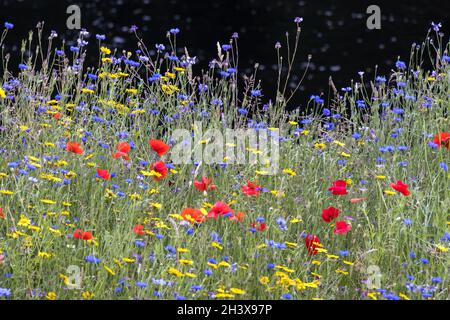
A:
[53, 112, 62, 120]
[251, 221, 266, 231]
[150, 161, 168, 181]
[193, 176, 216, 192]
[181, 208, 206, 223]
[112, 142, 131, 160]
[241, 180, 261, 196]
[149, 139, 170, 157]
[328, 180, 348, 195]
[433, 132, 450, 149]
[304, 234, 321, 256]
[73, 229, 93, 241]
[390, 180, 411, 196]
[207, 201, 233, 219]
[334, 220, 352, 234]
[96, 169, 110, 180]
[0, 207, 4, 219]
[133, 224, 145, 235]
[66, 141, 84, 155]
[229, 212, 245, 222]
[322, 206, 340, 223]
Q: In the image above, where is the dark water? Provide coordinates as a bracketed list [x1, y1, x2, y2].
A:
[1, 0, 449, 107]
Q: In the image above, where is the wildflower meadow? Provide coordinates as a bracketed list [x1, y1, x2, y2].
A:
[0, 18, 449, 301]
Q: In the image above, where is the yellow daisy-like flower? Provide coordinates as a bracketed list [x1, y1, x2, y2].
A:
[46, 292, 57, 300]
[259, 276, 270, 285]
[100, 46, 111, 55]
[229, 288, 246, 295]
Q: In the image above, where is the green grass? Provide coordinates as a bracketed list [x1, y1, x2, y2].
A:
[0, 22, 449, 300]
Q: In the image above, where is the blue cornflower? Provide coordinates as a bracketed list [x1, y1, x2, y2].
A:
[165, 246, 176, 254]
[282, 293, 292, 300]
[4, 22, 14, 29]
[0, 287, 11, 297]
[135, 240, 145, 247]
[403, 219, 412, 225]
[221, 44, 232, 51]
[339, 250, 349, 257]
[204, 269, 213, 276]
[155, 43, 165, 51]
[396, 60, 407, 70]
[136, 281, 148, 288]
[191, 285, 202, 291]
[95, 34, 106, 40]
[251, 89, 262, 97]
[169, 28, 180, 34]
[85, 255, 101, 264]
[431, 277, 442, 284]
[324, 122, 335, 131]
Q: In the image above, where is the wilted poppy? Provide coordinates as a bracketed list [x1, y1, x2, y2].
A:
[66, 141, 84, 155]
[328, 180, 348, 195]
[181, 208, 206, 223]
[150, 161, 168, 181]
[334, 221, 352, 234]
[149, 139, 170, 156]
[349, 198, 365, 203]
[322, 206, 340, 223]
[433, 132, 450, 149]
[241, 180, 261, 196]
[390, 180, 411, 196]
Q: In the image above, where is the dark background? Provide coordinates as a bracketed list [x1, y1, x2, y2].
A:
[1, 0, 449, 107]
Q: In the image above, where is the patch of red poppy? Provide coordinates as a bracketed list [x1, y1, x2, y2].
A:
[241, 180, 261, 196]
[304, 234, 321, 256]
[181, 208, 206, 224]
[193, 176, 216, 192]
[229, 212, 245, 222]
[433, 132, 450, 149]
[66, 141, 84, 155]
[149, 139, 170, 157]
[112, 142, 131, 160]
[73, 229, 93, 241]
[334, 220, 352, 234]
[0, 207, 4, 219]
[328, 180, 348, 195]
[322, 206, 340, 223]
[150, 161, 168, 181]
[133, 224, 145, 235]
[207, 201, 233, 219]
[96, 169, 110, 180]
[251, 221, 266, 231]
[390, 180, 411, 196]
